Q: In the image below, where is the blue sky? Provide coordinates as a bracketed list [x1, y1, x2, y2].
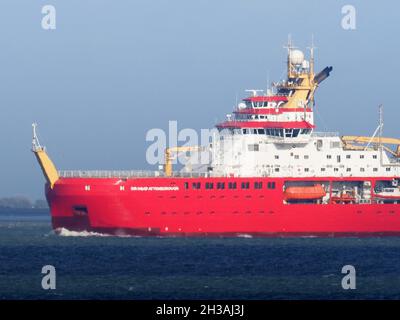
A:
[0, 0, 399, 199]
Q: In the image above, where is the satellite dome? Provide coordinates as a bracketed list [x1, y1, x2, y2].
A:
[290, 50, 304, 65]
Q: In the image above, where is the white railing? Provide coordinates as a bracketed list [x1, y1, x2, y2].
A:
[311, 132, 339, 137]
[58, 170, 210, 179]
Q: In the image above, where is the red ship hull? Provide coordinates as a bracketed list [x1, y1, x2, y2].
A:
[45, 176, 400, 237]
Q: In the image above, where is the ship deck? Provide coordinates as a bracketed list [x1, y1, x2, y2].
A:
[58, 170, 209, 179]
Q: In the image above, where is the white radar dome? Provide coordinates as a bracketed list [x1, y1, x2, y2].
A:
[290, 50, 305, 65]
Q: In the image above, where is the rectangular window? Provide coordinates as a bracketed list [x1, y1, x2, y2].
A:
[373, 168, 378, 172]
[274, 168, 280, 172]
[184, 182, 189, 189]
[346, 155, 351, 159]
[275, 155, 279, 159]
[192, 182, 201, 189]
[304, 155, 309, 159]
[360, 168, 365, 172]
[346, 168, 351, 172]
[267, 182, 276, 189]
[373, 155, 377, 159]
[304, 168, 309, 172]
[228, 182, 237, 189]
[254, 182, 263, 189]
[217, 182, 225, 189]
[248, 144, 259, 151]
[360, 155, 364, 159]
[386, 167, 391, 172]
[241, 182, 250, 189]
[330, 141, 340, 148]
[294, 155, 299, 159]
[327, 155, 332, 159]
[321, 168, 326, 172]
[205, 182, 214, 189]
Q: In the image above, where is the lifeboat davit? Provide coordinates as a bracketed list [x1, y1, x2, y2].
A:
[284, 184, 326, 200]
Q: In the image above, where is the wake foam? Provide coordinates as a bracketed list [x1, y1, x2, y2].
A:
[236, 234, 253, 238]
[52, 228, 142, 238]
[55, 228, 110, 237]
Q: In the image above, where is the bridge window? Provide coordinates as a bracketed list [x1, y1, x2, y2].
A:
[285, 129, 293, 137]
[266, 128, 284, 137]
[284, 128, 301, 138]
[245, 101, 253, 108]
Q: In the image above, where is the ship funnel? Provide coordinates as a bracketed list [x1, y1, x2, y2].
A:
[31, 123, 59, 189]
[314, 66, 333, 84]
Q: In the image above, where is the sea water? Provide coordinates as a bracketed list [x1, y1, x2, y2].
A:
[1, 209, 400, 299]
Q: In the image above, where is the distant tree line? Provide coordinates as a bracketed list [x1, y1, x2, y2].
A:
[0, 196, 48, 209]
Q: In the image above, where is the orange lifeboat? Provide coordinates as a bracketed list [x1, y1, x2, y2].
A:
[284, 184, 326, 200]
[331, 193, 356, 204]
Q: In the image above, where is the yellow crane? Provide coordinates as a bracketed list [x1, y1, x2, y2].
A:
[164, 146, 203, 177]
[341, 135, 400, 157]
[31, 123, 59, 189]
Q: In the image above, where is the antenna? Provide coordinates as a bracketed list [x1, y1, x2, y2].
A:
[284, 34, 295, 76]
[307, 34, 316, 75]
[284, 34, 295, 54]
[379, 104, 384, 151]
[235, 92, 238, 107]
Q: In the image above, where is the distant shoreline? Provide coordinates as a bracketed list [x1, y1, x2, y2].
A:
[0, 207, 49, 214]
